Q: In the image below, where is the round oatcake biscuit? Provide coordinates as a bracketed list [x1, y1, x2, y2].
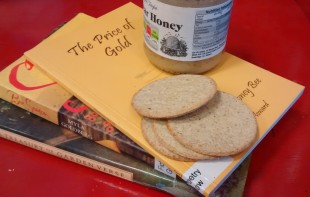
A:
[153, 119, 215, 160]
[141, 117, 193, 161]
[167, 91, 258, 156]
[132, 74, 217, 118]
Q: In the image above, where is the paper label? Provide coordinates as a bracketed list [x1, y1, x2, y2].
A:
[182, 157, 233, 194]
[143, 0, 233, 61]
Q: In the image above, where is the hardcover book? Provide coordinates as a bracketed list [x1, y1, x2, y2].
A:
[24, 2, 305, 196]
[0, 99, 250, 197]
[0, 11, 170, 175]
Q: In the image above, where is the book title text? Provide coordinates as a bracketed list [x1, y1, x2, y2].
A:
[67, 18, 135, 57]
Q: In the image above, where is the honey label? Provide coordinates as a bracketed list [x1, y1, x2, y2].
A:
[143, 0, 233, 61]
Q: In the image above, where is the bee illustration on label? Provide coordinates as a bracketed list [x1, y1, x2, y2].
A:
[160, 34, 188, 57]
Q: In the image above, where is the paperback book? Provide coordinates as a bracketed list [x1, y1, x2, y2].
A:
[24, 2, 305, 196]
[0, 99, 250, 197]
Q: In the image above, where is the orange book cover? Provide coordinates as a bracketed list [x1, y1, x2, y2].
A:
[24, 2, 305, 196]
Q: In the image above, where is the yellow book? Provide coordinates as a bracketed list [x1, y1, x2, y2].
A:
[24, 3, 304, 196]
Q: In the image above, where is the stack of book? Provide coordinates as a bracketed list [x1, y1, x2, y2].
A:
[0, 2, 304, 196]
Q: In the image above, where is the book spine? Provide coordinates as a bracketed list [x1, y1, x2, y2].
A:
[0, 59, 175, 179]
[0, 128, 133, 181]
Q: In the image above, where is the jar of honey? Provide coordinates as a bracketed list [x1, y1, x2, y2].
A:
[143, 0, 233, 74]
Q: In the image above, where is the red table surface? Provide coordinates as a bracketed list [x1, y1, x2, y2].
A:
[0, 0, 309, 196]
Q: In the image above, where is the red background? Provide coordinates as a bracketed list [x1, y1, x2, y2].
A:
[1, 0, 309, 196]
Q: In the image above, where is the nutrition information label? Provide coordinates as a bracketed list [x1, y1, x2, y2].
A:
[192, 0, 233, 59]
